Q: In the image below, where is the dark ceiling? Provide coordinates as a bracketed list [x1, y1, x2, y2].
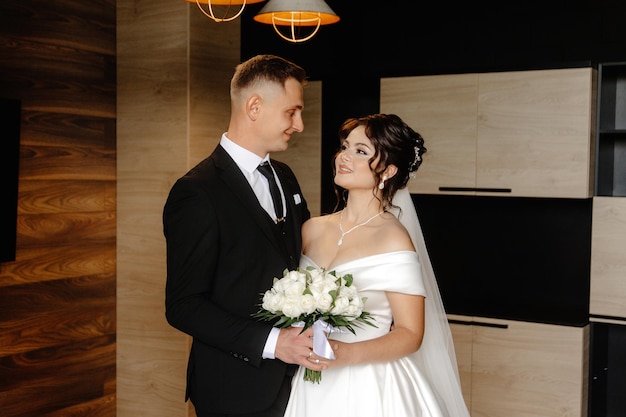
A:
[241, 0, 626, 80]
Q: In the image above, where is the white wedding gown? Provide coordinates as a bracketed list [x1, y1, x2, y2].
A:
[283, 251, 449, 417]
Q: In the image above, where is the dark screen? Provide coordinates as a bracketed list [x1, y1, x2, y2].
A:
[1, 98, 21, 263]
[413, 194, 592, 326]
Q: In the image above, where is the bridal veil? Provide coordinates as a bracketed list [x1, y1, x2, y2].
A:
[392, 187, 471, 417]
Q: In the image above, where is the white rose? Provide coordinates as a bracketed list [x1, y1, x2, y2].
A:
[340, 285, 358, 299]
[321, 274, 340, 292]
[281, 295, 304, 318]
[286, 270, 306, 283]
[298, 293, 317, 315]
[331, 295, 350, 315]
[349, 295, 364, 311]
[272, 277, 288, 293]
[310, 272, 336, 292]
[343, 303, 362, 320]
[262, 291, 284, 313]
[283, 279, 306, 298]
[307, 268, 325, 282]
[274, 271, 305, 293]
[314, 292, 334, 313]
[307, 280, 325, 298]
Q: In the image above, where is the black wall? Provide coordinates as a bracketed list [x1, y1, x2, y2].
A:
[241, 0, 626, 212]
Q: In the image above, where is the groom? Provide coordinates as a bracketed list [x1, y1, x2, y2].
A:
[163, 55, 324, 417]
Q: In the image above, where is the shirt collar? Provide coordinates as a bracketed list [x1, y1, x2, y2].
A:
[220, 134, 269, 175]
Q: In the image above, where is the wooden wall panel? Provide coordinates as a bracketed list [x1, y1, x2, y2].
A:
[1, 1, 321, 416]
[117, 5, 323, 417]
[276, 81, 323, 216]
[117, 1, 240, 416]
[188, 8, 239, 167]
[0, 0, 116, 416]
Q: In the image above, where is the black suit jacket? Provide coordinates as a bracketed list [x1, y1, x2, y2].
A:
[163, 145, 310, 414]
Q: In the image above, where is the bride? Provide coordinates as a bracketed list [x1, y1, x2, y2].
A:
[283, 114, 470, 417]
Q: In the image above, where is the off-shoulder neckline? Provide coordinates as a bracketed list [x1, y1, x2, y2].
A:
[301, 250, 418, 271]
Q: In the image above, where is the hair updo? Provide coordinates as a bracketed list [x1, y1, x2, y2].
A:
[334, 113, 427, 210]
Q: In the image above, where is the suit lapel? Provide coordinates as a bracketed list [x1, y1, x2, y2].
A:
[272, 161, 303, 269]
[212, 146, 288, 256]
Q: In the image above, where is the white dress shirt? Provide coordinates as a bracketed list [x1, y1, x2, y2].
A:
[220, 134, 285, 222]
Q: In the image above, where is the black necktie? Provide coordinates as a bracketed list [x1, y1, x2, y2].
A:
[258, 161, 284, 222]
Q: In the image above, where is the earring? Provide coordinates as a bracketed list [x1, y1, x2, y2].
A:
[378, 176, 386, 190]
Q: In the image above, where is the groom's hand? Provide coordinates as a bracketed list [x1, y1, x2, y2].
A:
[274, 327, 325, 371]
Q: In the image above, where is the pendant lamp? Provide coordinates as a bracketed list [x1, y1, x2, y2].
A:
[253, 0, 340, 43]
[185, 0, 265, 22]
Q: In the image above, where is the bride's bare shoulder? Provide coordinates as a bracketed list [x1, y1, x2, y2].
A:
[302, 212, 339, 242]
[303, 212, 338, 229]
[377, 213, 415, 251]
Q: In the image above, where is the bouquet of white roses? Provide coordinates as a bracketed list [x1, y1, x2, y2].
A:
[253, 266, 376, 383]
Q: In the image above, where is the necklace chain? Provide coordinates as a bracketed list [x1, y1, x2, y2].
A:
[337, 210, 383, 246]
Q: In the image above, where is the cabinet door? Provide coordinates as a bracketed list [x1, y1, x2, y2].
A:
[590, 196, 626, 318]
[477, 68, 595, 198]
[381, 68, 595, 198]
[449, 316, 473, 409]
[380, 74, 478, 194]
[450, 317, 589, 417]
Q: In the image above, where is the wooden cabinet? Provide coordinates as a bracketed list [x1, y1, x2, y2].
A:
[381, 73, 479, 194]
[449, 315, 589, 417]
[381, 67, 596, 198]
[590, 196, 626, 319]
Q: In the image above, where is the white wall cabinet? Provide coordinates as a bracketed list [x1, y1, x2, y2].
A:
[590, 196, 626, 319]
[381, 67, 596, 198]
[449, 315, 589, 417]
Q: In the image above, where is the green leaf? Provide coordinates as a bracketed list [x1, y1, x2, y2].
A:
[343, 273, 354, 287]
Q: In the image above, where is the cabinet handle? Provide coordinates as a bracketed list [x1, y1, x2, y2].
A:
[590, 314, 626, 325]
[439, 187, 512, 193]
[448, 318, 509, 329]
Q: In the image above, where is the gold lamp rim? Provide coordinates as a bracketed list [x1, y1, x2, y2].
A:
[183, 0, 265, 4]
[253, 0, 340, 26]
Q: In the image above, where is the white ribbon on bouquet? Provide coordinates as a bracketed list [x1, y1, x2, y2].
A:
[292, 319, 345, 360]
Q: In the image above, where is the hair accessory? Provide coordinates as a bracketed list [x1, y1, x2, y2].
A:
[409, 145, 422, 172]
[408, 144, 424, 179]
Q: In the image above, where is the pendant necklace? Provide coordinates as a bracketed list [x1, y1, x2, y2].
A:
[337, 210, 384, 246]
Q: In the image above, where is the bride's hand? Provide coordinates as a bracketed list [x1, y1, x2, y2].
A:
[307, 340, 350, 370]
